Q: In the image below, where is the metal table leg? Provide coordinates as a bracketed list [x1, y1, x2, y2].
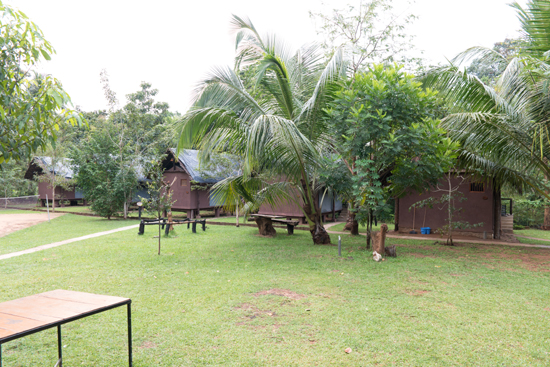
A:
[128, 303, 132, 367]
[57, 325, 62, 366]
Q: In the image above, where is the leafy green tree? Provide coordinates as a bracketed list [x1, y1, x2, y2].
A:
[0, 2, 83, 165]
[310, 0, 418, 76]
[123, 82, 172, 156]
[325, 64, 456, 247]
[0, 159, 34, 200]
[71, 128, 138, 220]
[466, 38, 526, 85]
[178, 15, 346, 244]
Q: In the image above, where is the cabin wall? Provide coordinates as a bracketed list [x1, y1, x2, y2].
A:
[37, 181, 77, 200]
[259, 191, 342, 218]
[164, 170, 192, 210]
[164, 170, 218, 210]
[397, 176, 494, 237]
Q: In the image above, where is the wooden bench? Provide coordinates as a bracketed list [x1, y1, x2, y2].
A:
[249, 215, 299, 235]
[271, 218, 300, 235]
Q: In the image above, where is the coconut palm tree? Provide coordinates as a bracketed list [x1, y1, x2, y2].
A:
[422, 0, 550, 236]
[176, 16, 346, 244]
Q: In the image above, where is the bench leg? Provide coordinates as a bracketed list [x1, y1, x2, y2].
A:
[192, 222, 197, 233]
[57, 325, 62, 367]
[128, 303, 133, 367]
[287, 224, 294, 235]
[138, 221, 145, 235]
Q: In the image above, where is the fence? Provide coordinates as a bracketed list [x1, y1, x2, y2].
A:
[0, 195, 39, 210]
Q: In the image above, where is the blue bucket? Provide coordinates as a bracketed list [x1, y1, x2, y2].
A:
[420, 227, 431, 235]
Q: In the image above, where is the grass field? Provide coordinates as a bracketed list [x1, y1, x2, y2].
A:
[0, 213, 139, 255]
[515, 228, 550, 241]
[0, 216, 549, 366]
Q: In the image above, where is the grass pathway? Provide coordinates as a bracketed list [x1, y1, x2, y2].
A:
[0, 224, 138, 261]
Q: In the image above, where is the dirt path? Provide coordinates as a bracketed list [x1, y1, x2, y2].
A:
[0, 213, 65, 238]
[325, 227, 550, 249]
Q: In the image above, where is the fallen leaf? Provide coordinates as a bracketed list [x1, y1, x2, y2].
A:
[345, 347, 352, 354]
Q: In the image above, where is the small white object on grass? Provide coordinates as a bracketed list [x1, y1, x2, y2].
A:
[373, 251, 382, 262]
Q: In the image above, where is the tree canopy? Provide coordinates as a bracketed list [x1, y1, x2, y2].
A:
[177, 15, 347, 244]
[0, 1, 83, 166]
[325, 64, 455, 244]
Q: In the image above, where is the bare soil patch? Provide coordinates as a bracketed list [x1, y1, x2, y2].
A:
[0, 213, 64, 238]
[253, 289, 306, 300]
[139, 341, 157, 349]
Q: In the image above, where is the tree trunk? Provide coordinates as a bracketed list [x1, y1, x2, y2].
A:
[372, 223, 388, 255]
[343, 201, 359, 235]
[124, 201, 128, 219]
[254, 217, 277, 236]
[309, 219, 331, 244]
[236, 200, 239, 228]
[303, 202, 331, 245]
[366, 211, 373, 249]
[52, 185, 55, 212]
[545, 207, 550, 230]
[168, 211, 173, 233]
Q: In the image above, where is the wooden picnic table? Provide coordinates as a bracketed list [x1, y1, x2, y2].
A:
[0, 289, 132, 367]
[249, 214, 300, 235]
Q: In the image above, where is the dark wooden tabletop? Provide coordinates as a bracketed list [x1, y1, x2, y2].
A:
[0, 289, 130, 343]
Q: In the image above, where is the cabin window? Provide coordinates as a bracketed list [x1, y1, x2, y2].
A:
[180, 179, 188, 187]
[470, 182, 484, 192]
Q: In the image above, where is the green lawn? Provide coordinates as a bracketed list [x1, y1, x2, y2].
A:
[0, 217, 549, 366]
[0, 209, 33, 214]
[328, 222, 395, 234]
[515, 228, 550, 241]
[0, 213, 139, 255]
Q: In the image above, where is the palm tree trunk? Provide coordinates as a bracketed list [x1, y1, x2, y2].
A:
[301, 180, 331, 244]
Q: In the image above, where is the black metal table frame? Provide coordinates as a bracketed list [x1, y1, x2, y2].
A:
[0, 300, 132, 367]
[138, 217, 207, 235]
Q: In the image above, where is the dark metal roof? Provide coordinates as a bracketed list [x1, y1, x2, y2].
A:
[24, 157, 74, 180]
[168, 148, 239, 184]
[25, 156, 149, 182]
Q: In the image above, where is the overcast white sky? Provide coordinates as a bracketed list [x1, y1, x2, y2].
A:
[10, 0, 527, 113]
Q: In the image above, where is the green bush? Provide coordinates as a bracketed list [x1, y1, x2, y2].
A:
[513, 199, 545, 227]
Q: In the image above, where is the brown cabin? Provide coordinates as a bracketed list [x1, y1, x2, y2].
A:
[162, 149, 230, 218]
[395, 174, 512, 239]
[24, 157, 84, 207]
